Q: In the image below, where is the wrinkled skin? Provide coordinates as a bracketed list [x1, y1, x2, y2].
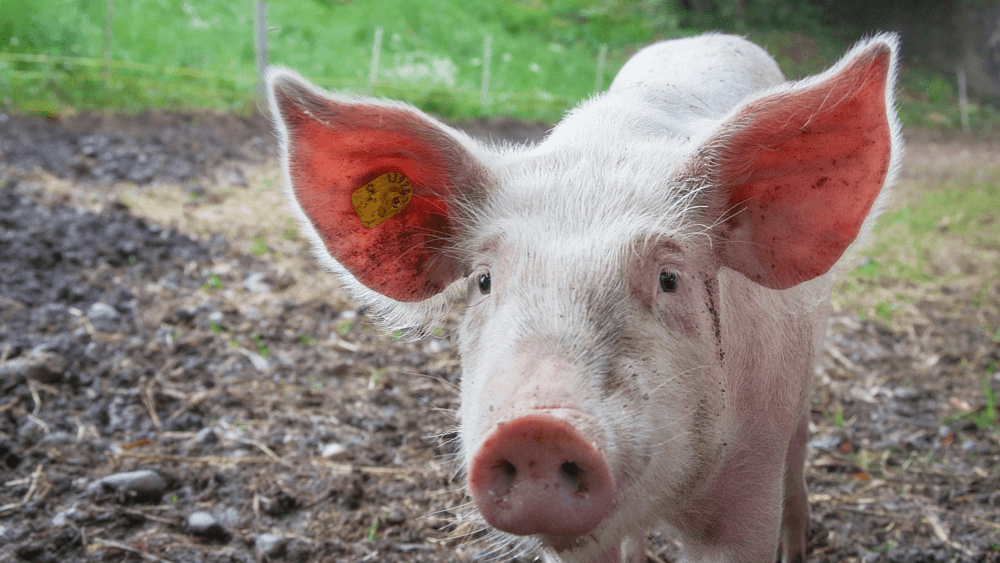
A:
[268, 33, 901, 563]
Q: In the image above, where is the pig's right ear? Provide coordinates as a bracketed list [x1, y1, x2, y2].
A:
[267, 69, 490, 323]
[694, 34, 900, 290]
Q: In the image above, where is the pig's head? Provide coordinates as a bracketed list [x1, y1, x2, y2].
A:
[268, 34, 899, 562]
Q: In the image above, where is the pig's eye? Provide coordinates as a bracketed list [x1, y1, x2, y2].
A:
[478, 272, 491, 295]
[658, 271, 678, 293]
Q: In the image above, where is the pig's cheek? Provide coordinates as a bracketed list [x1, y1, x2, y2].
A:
[653, 285, 706, 340]
[654, 293, 730, 427]
[658, 307, 700, 339]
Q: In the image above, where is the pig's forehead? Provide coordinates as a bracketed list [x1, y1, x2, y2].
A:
[470, 143, 708, 248]
[462, 207, 705, 278]
[497, 136, 695, 205]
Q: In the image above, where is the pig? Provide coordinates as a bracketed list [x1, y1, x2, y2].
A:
[267, 32, 901, 563]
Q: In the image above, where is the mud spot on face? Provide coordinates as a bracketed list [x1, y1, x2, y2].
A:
[600, 351, 630, 400]
[703, 276, 723, 362]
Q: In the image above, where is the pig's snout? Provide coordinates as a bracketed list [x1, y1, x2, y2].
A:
[468, 414, 614, 537]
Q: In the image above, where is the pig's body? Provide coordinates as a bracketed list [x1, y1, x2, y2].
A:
[268, 33, 901, 563]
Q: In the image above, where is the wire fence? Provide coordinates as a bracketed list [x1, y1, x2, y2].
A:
[0, 1, 614, 120]
[0, 50, 588, 119]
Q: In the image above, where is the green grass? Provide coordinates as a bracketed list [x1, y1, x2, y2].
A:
[848, 174, 1000, 284]
[2, 0, 996, 126]
[249, 234, 268, 256]
[825, 407, 845, 428]
[833, 168, 1000, 342]
[252, 332, 270, 357]
[365, 515, 380, 541]
[1, 0, 686, 120]
[831, 170, 1000, 435]
[942, 364, 999, 430]
[200, 273, 225, 292]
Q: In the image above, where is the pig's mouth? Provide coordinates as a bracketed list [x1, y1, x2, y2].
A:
[467, 412, 616, 540]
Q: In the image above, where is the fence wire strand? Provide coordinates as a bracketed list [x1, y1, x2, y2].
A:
[0, 51, 578, 116]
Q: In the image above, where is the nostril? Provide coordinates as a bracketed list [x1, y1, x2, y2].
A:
[496, 459, 517, 483]
[559, 462, 587, 492]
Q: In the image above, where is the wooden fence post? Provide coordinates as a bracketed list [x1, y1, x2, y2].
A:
[957, 68, 970, 133]
[369, 27, 383, 94]
[254, 0, 268, 104]
[481, 35, 492, 110]
[102, 0, 115, 87]
[595, 44, 607, 92]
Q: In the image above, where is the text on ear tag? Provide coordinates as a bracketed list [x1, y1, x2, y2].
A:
[351, 172, 413, 229]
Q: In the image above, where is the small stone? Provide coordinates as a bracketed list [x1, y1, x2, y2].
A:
[244, 272, 272, 293]
[187, 511, 229, 542]
[255, 533, 287, 560]
[0, 348, 68, 385]
[320, 443, 347, 458]
[87, 302, 121, 332]
[51, 503, 82, 527]
[196, 427, 218, 444]
[808, 436, 843, 450]
[216, 506, 240, 527]
[86, 469, 166, 503]
[241, 349, 270, 372]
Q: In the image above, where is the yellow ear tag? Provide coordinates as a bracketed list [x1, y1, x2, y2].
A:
[350, 173, 413, 229]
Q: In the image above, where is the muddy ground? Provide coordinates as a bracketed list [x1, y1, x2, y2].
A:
[0, 109, 998, 563]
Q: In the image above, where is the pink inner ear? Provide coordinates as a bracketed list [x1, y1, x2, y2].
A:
[277, 88, 464, 302]
[714, 44, 893, 289]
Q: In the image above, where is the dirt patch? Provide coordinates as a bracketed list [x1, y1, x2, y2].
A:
[0, 111, 549, 188]
[0, 111, 272, 187]
[901, 128, 1000, 175]
[0, 110, 998, 563]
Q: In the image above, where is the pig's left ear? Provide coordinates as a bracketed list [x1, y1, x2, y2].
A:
[697, 34, 901, 290]
[267, 69, 491, 331]
[268, 68, 490, 302]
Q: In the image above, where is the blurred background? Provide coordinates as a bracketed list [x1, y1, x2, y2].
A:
[1, 3, 999, 563]
[2, 0, 999, 128]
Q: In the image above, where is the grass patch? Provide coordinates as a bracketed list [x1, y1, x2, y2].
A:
[2, 0, 686, 121]
[942, 363, 999, 430]
[3, 0, 997, 128]
[834, 168, 1000, 329]
[846, 172, 1000, 284]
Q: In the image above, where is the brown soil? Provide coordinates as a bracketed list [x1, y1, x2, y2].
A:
[0, 110, 997, 563]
